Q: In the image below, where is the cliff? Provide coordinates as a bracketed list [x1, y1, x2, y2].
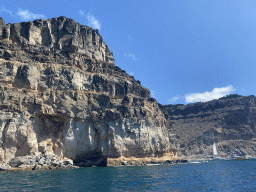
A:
[163, 94, 256, 159]
[0, 16, 177, 167]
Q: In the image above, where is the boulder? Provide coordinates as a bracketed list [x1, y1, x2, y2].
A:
[0, 164, 11, 170]
[38, 158, 45, 166]
[122, 161, 127, 166]
[64, 159, 73, 165]
[9, 157, 29, 167]
[45, 159, 51, 165]
[51, 160, 59, 166]
[33, 164, 42, 170]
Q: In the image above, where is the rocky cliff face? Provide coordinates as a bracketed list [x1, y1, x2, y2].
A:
[0, 16, 114, 63]
[163, 94, 256, 159]
[0, 17, 177, 166]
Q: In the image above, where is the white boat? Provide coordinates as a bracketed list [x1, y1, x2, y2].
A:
[213, 143, 217, 156]
[228, 155, 250, 160]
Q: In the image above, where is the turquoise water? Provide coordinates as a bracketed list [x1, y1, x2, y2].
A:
[1, 160, 256, 191]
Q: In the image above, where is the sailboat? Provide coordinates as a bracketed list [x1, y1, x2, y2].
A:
[212, 143, 222, 160]
[213, 143, 217, 156]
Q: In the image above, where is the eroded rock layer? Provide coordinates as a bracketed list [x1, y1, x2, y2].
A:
[0, 16, 177, 166]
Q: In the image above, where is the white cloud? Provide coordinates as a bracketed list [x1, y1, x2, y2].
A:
[17, 9, 45, 21]
[1, 6, 13, 16]
[86, 13, 101, 30]
[124, 52, 139, 61]
[169, 96, 180, 104]
[129, 72, 134, 75]
[185, 85, 235, 103]
[79, 10, 85, 16]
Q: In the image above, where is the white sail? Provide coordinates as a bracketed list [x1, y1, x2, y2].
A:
[213, 143, 217, 156]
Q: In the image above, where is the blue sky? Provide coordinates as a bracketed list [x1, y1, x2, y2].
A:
[1, 0, 256, 105]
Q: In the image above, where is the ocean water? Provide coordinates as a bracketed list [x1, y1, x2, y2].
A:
[0, 160, 256, 192]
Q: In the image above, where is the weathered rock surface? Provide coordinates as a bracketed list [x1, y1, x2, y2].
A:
[0, 16, 114, 63]
[0, 16, 177, 167]
[0, 17, 5, 40]
[163, 94, 256, 159]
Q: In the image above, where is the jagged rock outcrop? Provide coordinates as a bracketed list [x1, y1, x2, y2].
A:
[163, 94, 256, 159]
[0, 16, 114, 63]
[0, 16, 177, 166]
[0, 17, 5, 40]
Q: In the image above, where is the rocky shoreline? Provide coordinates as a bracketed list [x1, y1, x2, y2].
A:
[0, 151, 78, 171]
[0, 152, 187, 171]
[107, 152, 180, 166]
[108, 159, 188, 167]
